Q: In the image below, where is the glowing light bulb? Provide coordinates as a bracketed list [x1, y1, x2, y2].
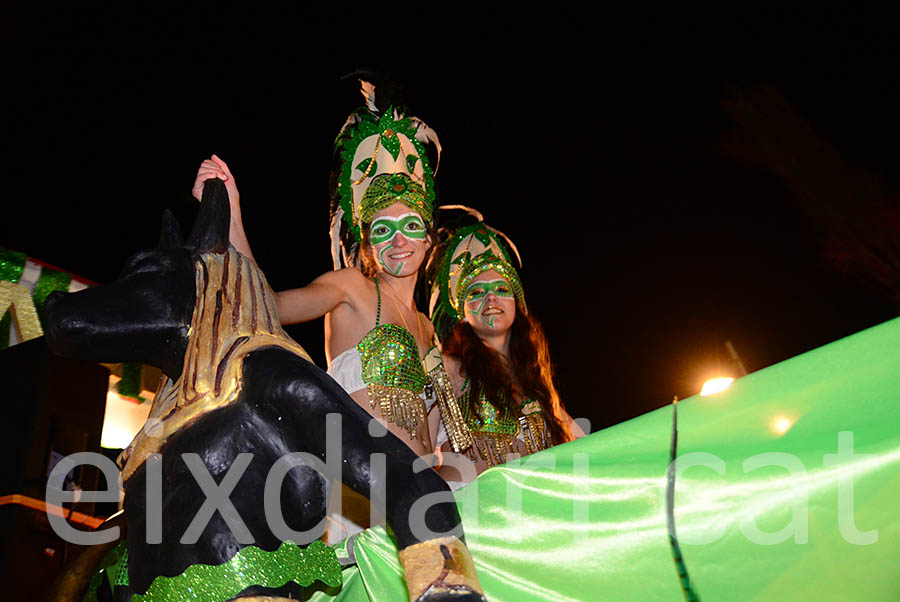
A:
[700, 377, 735, 397]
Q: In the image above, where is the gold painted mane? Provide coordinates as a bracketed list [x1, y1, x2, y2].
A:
[118, 247, 311, 481]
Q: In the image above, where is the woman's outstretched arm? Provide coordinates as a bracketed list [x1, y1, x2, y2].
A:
[192, 154, 364, 326]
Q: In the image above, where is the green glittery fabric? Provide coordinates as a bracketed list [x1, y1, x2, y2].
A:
[357, 323, 429, 393]
[130, 540, 341, 602]
[459, 382, 525, 436]
[357, 279, 429, 393]
[0, 252, 89, 347]
[81, 540, 342, 602]
[117, 361, 147, 401]
[32, 265, 71, 327]
[0, 248, 26, 284]
[0, 249, 26, 349]
[82, 540, 128, 602]
[113, 550, 130, 587]
[358, 173, 429, 227]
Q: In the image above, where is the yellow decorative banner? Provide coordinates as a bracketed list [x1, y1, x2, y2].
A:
[0, 280, 43, 343]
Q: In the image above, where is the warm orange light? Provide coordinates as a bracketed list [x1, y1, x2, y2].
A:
[700, 377, 734, 397]
[771, 415, 794, 435]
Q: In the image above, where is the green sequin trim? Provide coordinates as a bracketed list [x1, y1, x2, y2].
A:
[0, 248, 26, 284]
[358, 323, 429, 393]
[460, 387, 520, 436]
[335, 107, 436, 243]
[81, 540, 128, 602]
[359, 174, 429, 227]
[117, 361, 147, 401]
[133, 540, 341, 602]
[0, 249, 26, 350]
[114, 550, 130, 586]
[32, 265, 71, 328]
[454, 251, 525, 316]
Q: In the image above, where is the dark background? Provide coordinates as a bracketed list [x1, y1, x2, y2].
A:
[4, 6, 899, 431]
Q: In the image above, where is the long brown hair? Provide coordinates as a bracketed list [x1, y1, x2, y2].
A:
[443, 306, 572, 444]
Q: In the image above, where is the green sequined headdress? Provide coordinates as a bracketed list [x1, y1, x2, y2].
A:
[429, 213, 526, 341]
[329, 79, 441, 269]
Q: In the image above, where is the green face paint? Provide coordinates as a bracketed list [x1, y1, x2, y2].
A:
[370, 213, 427, 275]
[369, 213, 427, 244]
[464, 279, 514, 328]
[464, 279, 515, 302]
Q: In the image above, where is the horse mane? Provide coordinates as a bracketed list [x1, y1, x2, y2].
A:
[118, 247, 311, 480]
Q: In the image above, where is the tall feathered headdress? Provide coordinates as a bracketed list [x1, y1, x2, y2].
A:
[329, 76, 441, 270]
[428, 206, 525, 342]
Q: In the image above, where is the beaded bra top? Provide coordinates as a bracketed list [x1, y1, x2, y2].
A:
[459, 378, 550, 467]
[357, 278, 431, 391]
[356, 279, 432, 438]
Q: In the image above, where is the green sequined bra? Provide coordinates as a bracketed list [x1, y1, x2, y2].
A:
[357, 279, 431, 438]
[459, 379, 550, 467]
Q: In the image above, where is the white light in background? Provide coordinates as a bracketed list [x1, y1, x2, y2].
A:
[771, 415, 794, 435]
[100, 377, 153, 449]
[700, 376, 735, 397]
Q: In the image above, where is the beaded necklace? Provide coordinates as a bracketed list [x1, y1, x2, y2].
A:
[377, 275, 426, 362]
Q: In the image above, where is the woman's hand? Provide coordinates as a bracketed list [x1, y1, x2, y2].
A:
[192, 154, 254, 259]
[192, 154, 241, 215]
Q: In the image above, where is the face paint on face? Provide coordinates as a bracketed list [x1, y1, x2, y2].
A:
[369, 212, 427, 275]
[463, 279, 515, 328]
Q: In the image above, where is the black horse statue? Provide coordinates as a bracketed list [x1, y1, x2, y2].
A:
[45, 180, 484, 601]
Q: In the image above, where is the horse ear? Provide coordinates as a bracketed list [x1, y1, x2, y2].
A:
[159, 209, 185, 249]
[186, 178, 230, 252]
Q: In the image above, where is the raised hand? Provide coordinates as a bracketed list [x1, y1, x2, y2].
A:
[191, 154, 253, 259]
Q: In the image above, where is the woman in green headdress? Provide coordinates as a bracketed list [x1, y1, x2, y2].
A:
[193, 78, 461, 460]
[428, 218, 585, 483]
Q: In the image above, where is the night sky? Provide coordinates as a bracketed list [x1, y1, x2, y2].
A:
[4, 6, 899, 431]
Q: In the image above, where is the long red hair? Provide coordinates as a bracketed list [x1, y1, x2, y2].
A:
[443, 306, 572, 444]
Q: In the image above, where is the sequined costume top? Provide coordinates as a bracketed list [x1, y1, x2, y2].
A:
[357, 322, 430, 394]
[327, 279, 435, 439]
[456, 378, 551, 468]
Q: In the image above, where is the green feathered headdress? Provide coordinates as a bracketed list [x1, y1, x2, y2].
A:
[429, 215, 525, 342]
[329, 79, 441, 269]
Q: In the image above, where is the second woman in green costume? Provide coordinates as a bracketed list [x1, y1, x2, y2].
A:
[429, 221, 585, 483]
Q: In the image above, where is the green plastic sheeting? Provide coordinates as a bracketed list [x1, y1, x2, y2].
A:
[322, 316, 900, 601]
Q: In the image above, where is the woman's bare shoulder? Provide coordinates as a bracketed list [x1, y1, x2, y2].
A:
[318, 266, 371, 296]
[324, 266, 367, 284]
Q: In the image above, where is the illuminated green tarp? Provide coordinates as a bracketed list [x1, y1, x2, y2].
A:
[315, 316, 900, 601]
